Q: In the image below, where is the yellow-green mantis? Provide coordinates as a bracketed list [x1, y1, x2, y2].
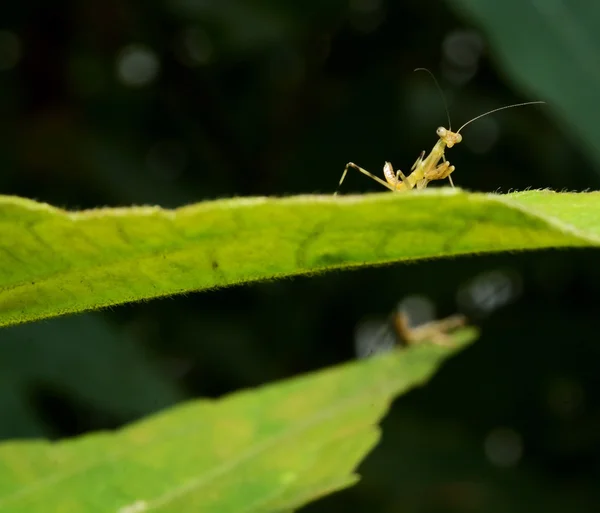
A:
[335, 71, 545, 194]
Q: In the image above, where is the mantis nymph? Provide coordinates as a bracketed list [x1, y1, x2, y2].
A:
[391, 311, 466, 348]
[335, 70, 545, 194]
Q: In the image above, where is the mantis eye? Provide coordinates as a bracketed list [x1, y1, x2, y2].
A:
[436, 127, 446, 137]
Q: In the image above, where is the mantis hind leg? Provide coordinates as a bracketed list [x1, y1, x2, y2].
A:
[335, 162, 396, 195]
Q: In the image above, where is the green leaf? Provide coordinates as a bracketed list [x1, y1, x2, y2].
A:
[0, 328, 476, 513]
[445, 0, 600, 166]
[1, 190, 599, 328]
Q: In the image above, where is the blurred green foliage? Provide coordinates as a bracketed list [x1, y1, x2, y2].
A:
[449, 0, 600, 169]
[1, 0, 600, 512]
[0, 337, 475, 512]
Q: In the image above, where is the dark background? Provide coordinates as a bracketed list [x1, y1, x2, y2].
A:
[1, 1, 600, 512]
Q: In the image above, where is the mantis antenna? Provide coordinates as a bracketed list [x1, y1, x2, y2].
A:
[415, 67, 546, 134]
[414, 67, 452, 131]
[456, 101, 547, 133]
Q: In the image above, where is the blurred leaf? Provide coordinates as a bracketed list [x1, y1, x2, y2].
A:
[446, 0, 600, 166]
[170, 0, 293, 54]
[0, 328, 476, 512]
[0, 314, 183, 439]
[1, 190, 600, 327]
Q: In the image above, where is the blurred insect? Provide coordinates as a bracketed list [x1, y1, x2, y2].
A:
[391, 310, 466, 348]
[354, 296, 467, 358]
[335, 69, 545, 195]
[355, 268, 520, 359]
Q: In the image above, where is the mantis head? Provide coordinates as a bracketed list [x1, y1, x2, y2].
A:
[436, 127, 462, 148]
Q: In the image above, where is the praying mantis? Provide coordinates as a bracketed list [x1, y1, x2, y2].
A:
[335, 69, 545, 194]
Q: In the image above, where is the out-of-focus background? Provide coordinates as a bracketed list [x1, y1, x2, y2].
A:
[2, 1, 600, 511]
